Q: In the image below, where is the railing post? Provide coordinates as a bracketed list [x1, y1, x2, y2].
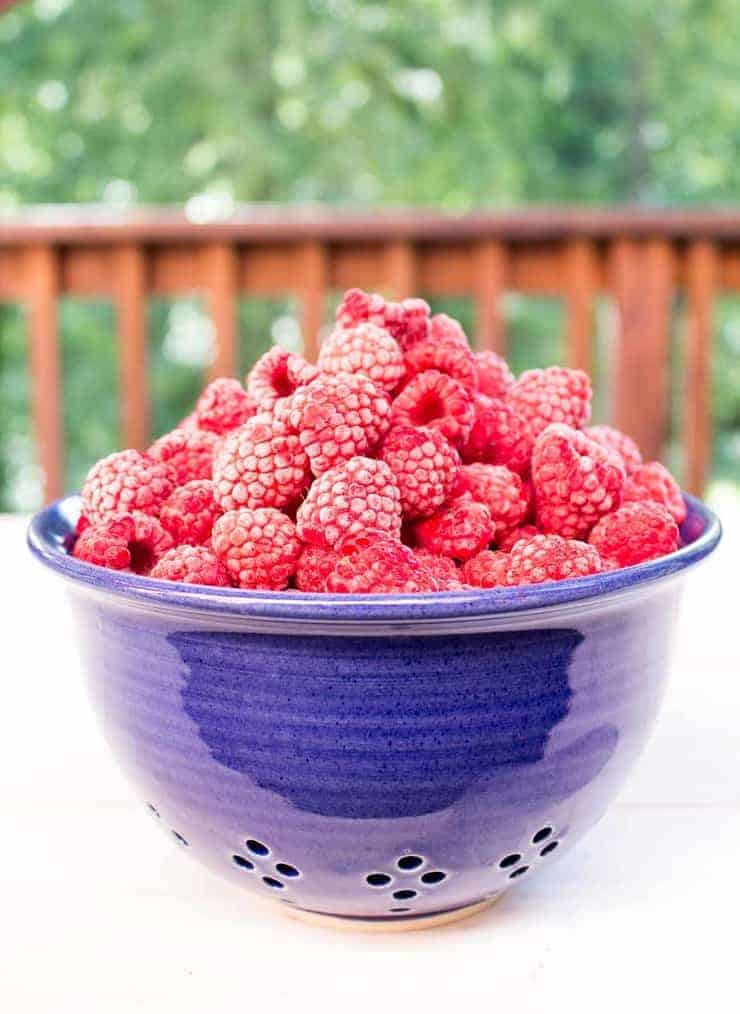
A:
[204, 242, 238, 380]
[115, 243, 150, 449]
[300, 241, 328, 361]
[564, 239, 597, 375]
[684, 240, 717, 494]
[27, 244, 63, 503]
[474, 240, 507, 354]
[384, 241, 417, 299]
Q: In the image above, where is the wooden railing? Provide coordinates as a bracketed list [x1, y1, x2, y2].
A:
[2, 205, 738, 502]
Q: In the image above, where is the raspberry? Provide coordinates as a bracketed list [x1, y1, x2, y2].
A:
[326, 539, 439, 594]
[294, 544, 340, 592]
[532, 424, 625, 539]
[296, 456, 402, 549]
[497, 524, 540, 553]
[318, 323, 405, 392]
[462, 395, 533, 474]
[507, 367, 592, 442]
[584, 425, 642, 474]
[391, 370, 474, 449]
[461, 550, 509, 588]
[159, 480, 222, 545]
[429, 313, 471, 349]
[212, 508, 301, 590]
[506, 534, 602, 586]
[622, 461, 687, 524]
[213, 412, 310, 511]
[288, 372, 392, 476]
[475, 350, 515, 399]
[73, 512, 173, 574]
[246, 346, 319, 410]
[455, 463, 530, 537]
[150, 544, 231, 586]
[413, 498, 495, 561]
[403, 336, 478, 393]
[380, 424, 459, 520]
[413, 549, 464, 590]
[588, 501, 679, 568]
[195, 378, 257, 435]
[148, 426, 218, 485]
[81, 449, 177, 524]
[336, 288, 430, 350]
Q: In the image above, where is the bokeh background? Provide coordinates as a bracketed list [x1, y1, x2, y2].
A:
[1, 0, 739, 510]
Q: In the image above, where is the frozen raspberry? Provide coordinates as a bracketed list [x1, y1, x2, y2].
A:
[336, 288, 430, 351]
[461, 550, 509, 588]
[403, 336, 478, 393]
[589, 501, 679, 569]
[475, 350, 515, 399]
[508, 367, 592, 442]
[148, 427, 218, 485]
[288, 372, 392, 476]
[326, 539, 439, 594]
[532, 424, 625, 539]
[429, 313, 471, 349]
[81, 449, 177, 524]
[391, 370, 474, 449]
[150, 544, 230, 586]
[413, 549, 464, 590]
[296, 456, 402, 549]
[75, 513, 91, 537]
[246, 346, 319, 410]
[212, 508, 301, 590]
[622, 461, 687, 524]
[294, 544, 340, 593]
[195, 378, 257, 435]
[413, 498, 495, 561]
[462, 395, 533, 474]
[455, 463, 530, 537]
[159, 480, 222, 546]
[497, 524, 540, 553]
[318, 323, 405, 392]
[584, 425, 642, 475]
[73, 512, 173, 574]
[380, 424, 459, 520]
[212, 412, 310, 512]
[506, 534, 602, 586]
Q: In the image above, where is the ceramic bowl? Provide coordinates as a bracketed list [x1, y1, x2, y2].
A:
[28, 493, 721, 930]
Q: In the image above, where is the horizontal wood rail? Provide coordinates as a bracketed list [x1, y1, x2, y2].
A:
[2, 205, 737, 502]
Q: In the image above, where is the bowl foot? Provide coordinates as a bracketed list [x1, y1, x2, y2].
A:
[281, 896, 500, 933]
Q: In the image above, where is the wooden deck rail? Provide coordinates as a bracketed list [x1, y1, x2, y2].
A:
[2, 205, 738, 502]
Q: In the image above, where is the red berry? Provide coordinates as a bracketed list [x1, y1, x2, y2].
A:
[475, 350, 515, 399]
[622, 461, 686, 524]
[462, 395, 532, 474]
[413, 498, 495, 561]
[589, 501, 679, 568]
[159, 479, 222, 545]
[380, 424, 459, 520]
[413, 549, 464, 590]
[294, 544, 340, 593]
[149, 427, 218, 485]
[296, 456, 402, 549]
[532, 424, 625, 539]
[584, 425, 642, 474]
[212, 508, 301, 590]
[456, 463, 530, 537]
[461, 550, 509, 588]
[150, 544, 231, 586]
[508, 367, 592, 442]
[336, 288, 430, 351]
[326, 538, 439, 593]
[213, 412, 310, 511]
[195, 378, 257, 434]
[246, 346, 319, 410]
[318, 323, 405, 392]
[73, 512, 173, 574]
[288, 372, 392, 476]
[403, 336, 478, 392]
[429, 313, 471, 349]
[497, 524, 540, 553]
[391, 369, 474, 449]
[506, 533, 602, 586]
[82, 449, 177, 524]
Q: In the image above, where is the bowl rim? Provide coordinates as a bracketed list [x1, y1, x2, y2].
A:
[27, 492, 722, 623]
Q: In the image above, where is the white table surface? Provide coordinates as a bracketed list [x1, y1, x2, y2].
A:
[2, 509, 738, 1014]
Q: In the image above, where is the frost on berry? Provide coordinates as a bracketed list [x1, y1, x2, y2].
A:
[195, 377, 257, 434]
[380, 424, 459, 520]
[506, 534, 602, 586]
[73, 512, 173, 574]
[403, 336, 479, 392]
[413, 498, 495, 561]
[246, 346, 319, 410]
[296, 456, 402, 549]
[149, 426, 218, 485]
[584, 425, 642, 475]
[326, 538, 439, 594]
[475, 350, 515, 399]
[461, 550, 510, 588]
[318, 322, 405, 392]
[462, 395, 533, 474]
[212, 508, 301, 590]
[497, 524, 540, 553]
[212, 412, 311, 511]
[159, 479, 222, 545]
[589, 501, 679, 568]
[336, 288, 430, 350]
[455, 463, 530, 537]
[429, 313, 471, 349]
[532, 423, 625, 539]
[413, 549, 464, 590]
[294, 544, 340, 593]
[150, 545, 231, 586]
[622, 461, 687, 524]
[507, 366, 592, 441]
[81, 449, 177, 524]
[391, 369, 474, 449]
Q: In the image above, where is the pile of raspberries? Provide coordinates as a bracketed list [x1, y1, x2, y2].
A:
[73, 287, 686, 594]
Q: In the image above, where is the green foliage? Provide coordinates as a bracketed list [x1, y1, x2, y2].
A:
[1, 0, 739, 506]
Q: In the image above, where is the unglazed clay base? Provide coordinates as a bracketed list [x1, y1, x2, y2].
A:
[282, 897, 500, 933]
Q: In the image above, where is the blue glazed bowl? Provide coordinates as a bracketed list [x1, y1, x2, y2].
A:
[29, 493, 720, 930]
